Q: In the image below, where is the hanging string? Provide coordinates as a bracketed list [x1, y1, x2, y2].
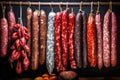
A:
[96, 1, 100, 14]
[90, 1, 93, 13]
[79, 1, 82, 11]
[1, 2, 6, 18]
[9, 1, 13, 11]
[109, 1, 112, 12]
[66, 2, 69, 9]
[18, 1, 23, 26]
[71, 7, 73, 13]
[59, 2, 62, 12]
[50, 2, 53, 12]
[38, 1, 40, 16]
[28, 1, 31, 8]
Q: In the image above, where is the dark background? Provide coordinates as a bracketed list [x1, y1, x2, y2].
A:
[0, 0, 120, 79]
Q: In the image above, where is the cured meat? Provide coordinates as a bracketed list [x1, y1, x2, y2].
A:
[95, 13, 103, 69]
[46, 11, 55, 74]
[39, 10, 47, 65]
[87, 13, 97, 67]
[103, 10, 111, 68]
[54, 12, 62, 71]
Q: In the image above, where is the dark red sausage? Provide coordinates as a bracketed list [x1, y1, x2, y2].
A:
[103, 10, 111, 68]
[39, 10, 47, 65]
[31, 10, 39, 70]
[26, 7, 32, 57]
[62, 9, 68, 70]
[0, 18, 8, 57]
[111, 12, 117, 67]
[7, 7, 16, 48]
[82, 11, 88, 68]
[87, 13, 97, 67]
[74, 12, 82, 68]
[54, 12, 62, 71]
[68, 12, 76, 69]
[95, 13, 103, 69]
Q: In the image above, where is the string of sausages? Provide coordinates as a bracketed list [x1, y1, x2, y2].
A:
[0, 2, 118, 75]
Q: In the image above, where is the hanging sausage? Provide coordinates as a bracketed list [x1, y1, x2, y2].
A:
[68, 8, 76, 69]
[39, 9, 47, 65]
[26, 4, 32, 58]
[87, 2, 97, 67]
[46, 7, 55, 74]
[54, 11, 62, 71]
[0, 5, 8, 57]
[31, 10, 39, 70]
[61, 8, 69, 70]
[95, 2, 103, 69]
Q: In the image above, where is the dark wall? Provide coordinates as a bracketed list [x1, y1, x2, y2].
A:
[0, 0, 120, 79]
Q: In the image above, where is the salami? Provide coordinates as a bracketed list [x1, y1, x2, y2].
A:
[26, 7, 32, 57]
[74, 12, 82, 68]
[82, 11, 88, 68]
[111, 12, 117, 67]
[68, 11, 76, 69]
[87, 13, 97, 67]
[54, 12, 62, 71]
[61, 9, 69, 70]
[31, 10, 39, 70]
[7, 7, 16, 49]
[95, 13, 103, 69]
[39, 10, 47, 65]
[103, 10, 111, 68]
[46, 11, 55, 74]
[0, 18, 8, 57]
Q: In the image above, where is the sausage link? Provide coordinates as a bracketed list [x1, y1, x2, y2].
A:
[111, 12, 117, 67]
[46, 11, 55, 74]
[82, 11, 88, 68]
[0, 18, 8, 57]
[87, 13, 97, 67]
[103, 10, 111, 68]
[68, 12, 76, 69]
[7, 7, 16, 49]
[39, 10, 47, 65]
[95, 13, 103, 69]
[74, 12, 82, 68]
[61, 9, 69, 70]
[26, 7, 32, 57]
[54, 12, 62, 71]
[31, 10, 39, 70]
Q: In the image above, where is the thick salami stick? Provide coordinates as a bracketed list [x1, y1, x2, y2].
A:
[26, 7, 32, 57]
[46, 11, 55, 74]
[54, 12, 62, 71]
[39, 10, 47, 65]
[7, 7, 16, 48]
[62, 9, 68, 70]
[87, 13, 97, 67]
[68, 12, 76, 69]
[103, 10, 111, 68]
[74, 12, 82, 68]
[0, 18, 8, 57]
[31, 10, 39, 70]
[82, 11, 88, 68]
[95, 13, 103, 69]
[111, 12, 117, 67]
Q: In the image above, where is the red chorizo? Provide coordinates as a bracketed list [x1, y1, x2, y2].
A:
[39, 10, 47, 65]
[54, 12, 62, 71]
[31, 10, 39, 70]
[111, 12, 117, 67]
[61, 9, 68, 70]
[103, 10, 111, 68]
[87, 13, 97, 67]
[0, 18, 8, 57]
[68, 12, 76, 69]
[95, 13, 103, 69]
[26, 7, 32, 57]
